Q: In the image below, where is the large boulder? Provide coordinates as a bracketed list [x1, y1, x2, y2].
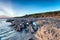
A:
[35, 24, 60, 40]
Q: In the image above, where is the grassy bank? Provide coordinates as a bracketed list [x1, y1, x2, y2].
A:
[14, 11, 60, 18]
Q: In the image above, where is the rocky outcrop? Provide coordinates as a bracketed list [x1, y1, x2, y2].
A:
[6, 18, 60, 40]
[35, 24, 60, 40]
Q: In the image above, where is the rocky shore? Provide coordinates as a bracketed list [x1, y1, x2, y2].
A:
[6, 17, 60, 40]
[35, 24, 60, 40]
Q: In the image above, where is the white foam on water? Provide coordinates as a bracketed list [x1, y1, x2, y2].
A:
[0, 31, 15, 37]
[0, 19, 17, 40]
[1, 32, 16, 40]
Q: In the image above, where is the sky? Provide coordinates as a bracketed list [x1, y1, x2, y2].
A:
[0, 0, 60, 17]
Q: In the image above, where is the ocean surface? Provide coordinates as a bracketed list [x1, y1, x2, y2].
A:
[0, 19, 21, 40]
[0, 19, 35, 40]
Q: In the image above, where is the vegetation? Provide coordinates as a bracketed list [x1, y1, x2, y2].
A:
[14, 11, 60, 18]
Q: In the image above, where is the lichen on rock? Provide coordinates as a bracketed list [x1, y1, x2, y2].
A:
[35, 24, 60, 40]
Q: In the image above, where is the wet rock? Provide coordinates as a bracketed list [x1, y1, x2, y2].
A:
[6, 19, 14, 22]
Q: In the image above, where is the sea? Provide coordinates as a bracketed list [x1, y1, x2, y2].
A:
[0, 18, 35, 40]
[0, 19, 20, 40]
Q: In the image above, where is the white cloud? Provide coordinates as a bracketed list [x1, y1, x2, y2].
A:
[0, 0, 14, 17]
[0, 11, 5, 15]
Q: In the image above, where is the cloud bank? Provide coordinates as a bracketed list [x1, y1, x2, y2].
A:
[0, 0, 14, 17]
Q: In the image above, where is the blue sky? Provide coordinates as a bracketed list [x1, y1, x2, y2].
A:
[0, 0, 60, 17]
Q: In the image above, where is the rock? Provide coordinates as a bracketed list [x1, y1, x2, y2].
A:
[35, 24, 60, 40]
[6, 19, 14, 22]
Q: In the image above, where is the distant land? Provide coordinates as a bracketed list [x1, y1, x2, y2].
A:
[0, 11, 60, 18]
[0, 15, 10, 18]
[14, 11, 60, 18]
